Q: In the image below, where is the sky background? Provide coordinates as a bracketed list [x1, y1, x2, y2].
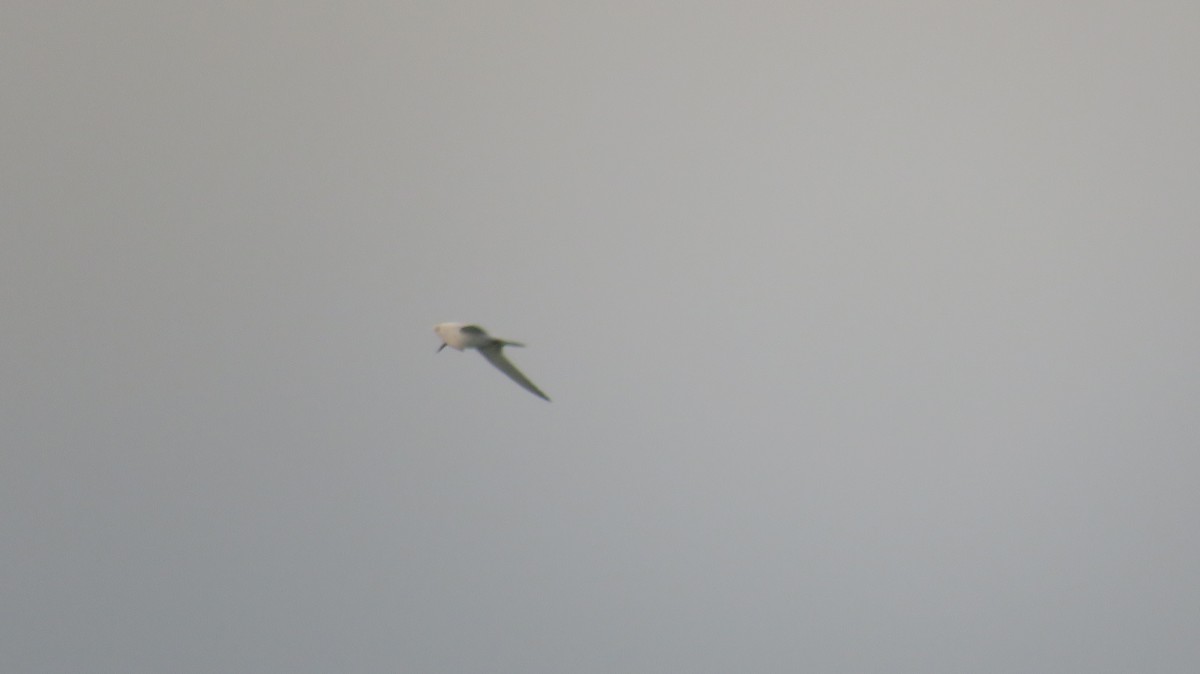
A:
[3, 2, 1199, 672]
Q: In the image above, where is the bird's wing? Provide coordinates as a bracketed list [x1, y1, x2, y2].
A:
[478, 342, 550, 401]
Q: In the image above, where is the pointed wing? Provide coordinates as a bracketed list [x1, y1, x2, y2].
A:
[478, 342, 551, 401]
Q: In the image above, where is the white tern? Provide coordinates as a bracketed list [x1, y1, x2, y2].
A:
[434, 323, 551, 401]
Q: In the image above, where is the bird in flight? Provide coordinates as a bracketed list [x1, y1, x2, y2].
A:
[434, 323, 551, 401]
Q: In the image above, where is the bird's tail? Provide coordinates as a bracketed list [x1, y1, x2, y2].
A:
[493, 339, 525, 348]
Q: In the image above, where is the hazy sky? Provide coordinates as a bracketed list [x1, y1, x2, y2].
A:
[4, 2, 1199, 672]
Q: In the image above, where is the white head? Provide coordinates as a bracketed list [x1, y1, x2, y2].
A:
[434, 322, 468, 351]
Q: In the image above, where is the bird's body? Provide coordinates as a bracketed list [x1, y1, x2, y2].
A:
[434, 323, 550, 401]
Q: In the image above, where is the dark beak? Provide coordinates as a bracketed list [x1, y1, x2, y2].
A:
[436, 343, 447, 353]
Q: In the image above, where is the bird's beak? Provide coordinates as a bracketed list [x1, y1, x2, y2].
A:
[436, 342, 447, 353]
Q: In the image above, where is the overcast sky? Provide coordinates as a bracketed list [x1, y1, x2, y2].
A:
[4, 2, 1199, 673]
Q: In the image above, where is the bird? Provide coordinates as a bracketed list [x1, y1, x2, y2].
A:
[434, 323, 551, 401]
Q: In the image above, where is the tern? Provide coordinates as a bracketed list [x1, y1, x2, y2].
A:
[434, 323, 551, 401]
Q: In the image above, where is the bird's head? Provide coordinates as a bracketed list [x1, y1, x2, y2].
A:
[433, 323, 462, 352]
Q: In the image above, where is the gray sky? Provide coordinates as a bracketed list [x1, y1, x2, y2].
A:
[4, 2, 1199, 672]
